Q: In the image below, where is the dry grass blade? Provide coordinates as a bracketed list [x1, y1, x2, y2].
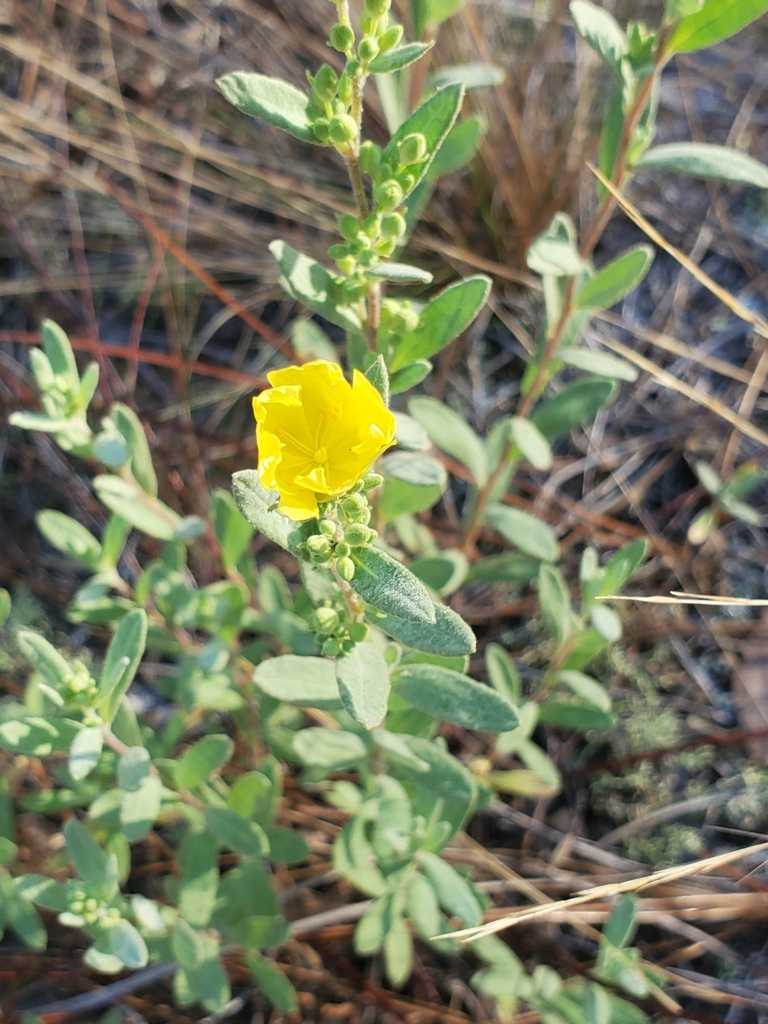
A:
[437, 841, 768, 941]
[602, 592, 768, 606]
[589, 163, 768, 341]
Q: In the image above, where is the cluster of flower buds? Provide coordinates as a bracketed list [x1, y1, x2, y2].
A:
[61, 888, 121, 929]
[299, 472, 383, 583]
[311, 601, 368, 657]
[56, 660, 101, 723]
[360, 131, 429, 215]
[308, 0, 400, 156]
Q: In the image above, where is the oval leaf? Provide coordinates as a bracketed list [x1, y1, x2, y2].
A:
[667, 0, 768, 53]
[336, 641, 391, 730]
[382, 83, 465, 199]
[370, 600, 476, 657]
[369, 41, 434, 74]
[485, 503, 559, 562]
[575, 245, 654, 311]
[269, 240, 361, 332]
[393, 276, 491, 370]
[559, 349, 639, 381]
[350, 546, 435, 624]
[216, 72, 318, 144]
[408, 396, 488, 485]
[254, 654, 342, 709]
[638, 142, 768, 189]
[394, 664, 518, 731]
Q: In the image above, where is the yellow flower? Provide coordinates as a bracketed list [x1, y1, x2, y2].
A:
[252, 360, 396, 521]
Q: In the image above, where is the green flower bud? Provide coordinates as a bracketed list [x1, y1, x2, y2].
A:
[373, 179, 404, 212]
[359, 12, 376, 36]
[329, 23, 355, 54]
[358, 38, 379, 64]
[380, 212, 406, 239]
[328, 114, 358, 145]
[378, 24, 403, 52]
[362, 213, 381, 238]
[362, 472, 384, 489]
[307, 535, 331, 559]
[335, 542, 352, 559]
[337, 214, 360, 241]
[364, 0, 390, 17]
[398, 133, 428, 165]
[398, 172, 416, 193]
[336, 255, 358, 276]
[341, 492, 368, 515]
[322, 637, 343, 656]
[345, 523, 373, 547]
[312, 64, 339, 105]
[337, 556, 356, 582]
[312, 119, 330, 143]
[318, 519, 337, 538]
[359, 141, 382, 178]
[314, 606, 341, 634]
[358, 249, 376, 267]
[328, 243, 351, 261]
[348, 621, 369, 643]
[374, 238, 397, 257]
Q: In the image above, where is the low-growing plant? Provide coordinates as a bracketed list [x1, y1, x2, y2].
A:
[3, 0, 768, 1019]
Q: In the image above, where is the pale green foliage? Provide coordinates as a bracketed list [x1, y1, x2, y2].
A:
[4, 0, 764, 1018]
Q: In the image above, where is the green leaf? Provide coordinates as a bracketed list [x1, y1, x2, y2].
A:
[0, 588, 10, 629]
[191, 945, 231, 1013]
[427, 116, 485, 179]
[382, 83, 465, 199]
[231, 470, 298, 552]
[68, 727, 103, 781]
[416, 851, 481, 926]
[407, 872, 441, 941]
[509, 417, 552, 470]
[172, 917, 204, 970]
[575, 245, 655, 311]
[599, 539, 648, 595]
[355, 895, 390, 954]
[336, 641, 391, 730]
[178, 831, 219, 927]
[211, 489, 253, 570]
[247, 952, 298, 1013]
[254, 655, 342, 709]
[269, 240, 361, 332]
[205, 807, 270, 857]
[389, 361, 432, 395]
[603, 894, 639, 948]
[364, 353, 390, 406]
[109, 919, 148, 969]
[393, 277, 491, 370]
[394, 412, 431, 451]
[410, 551, 468, 596]
[559, 349, 639, 382]
[174, 734, 234, 790]
[638, 142, 768, 188]
[16, 631, 73, 689]
[0, 874, 46, 950]
[537, 563, 572, 646]
[466, 552, 539, 584]
[394, 664, 518, 731]
[526, 213, 586, 277]
[264, 824, 310, 865]
[570, 1, 628, 75]
[591, 603, 622, 641]
[531, 380, 617, 440]
[0, 717, 79, 757]
[667, 0, 768, 53]
[428, 62, 505, 92]
[36, 510, 102, 570]
[384, 913, 413, 988]
[41, 319, 79, 389]
[216, 72, 318, 144]
[408, 396, 487, 485]
[110, 404, 158, 496]
[485, 643, 521, 703]
[293, 728, 369, 771]
[485, 503, 559, 562]
[290, 318, 337, 362]
[538, 701, 613, 731]
[64, 819, 115, 894]
[369, 41, 434, 74]
[350, 546, 435, 624]
[121, 774, 162, 842]
[556, 670, 612, 711]
[371, 600, 476, 657]
[93, 475, 181, 541]
[368, 262, 434, 284]
[98, 608, 147, 722]
[378, 451, 447, 520]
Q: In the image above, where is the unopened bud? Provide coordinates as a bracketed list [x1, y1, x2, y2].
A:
[318, 519, 337, 538]
[341, 493, 368, 515]
[312, 64, 339, 105]
[373, 179, 404, 212]
[358, 38, 379, 64]
[322, 637, 342, 656]
[328, 242, 351, 261]
[364, 0, 389, 18]
[306, 535, 331, 559]
[378, 24, 403, 52]
[328, 114, 357, 145]
[398, 133, 428, 166]
[337, 556, 356, 581]
[336, 255, 358, 276]
[345, 523, 374, 547]
[362, 472, 384, 489]
[374, 238, 397, 257]
[312, 119, 330, 143]
[380, 213, 406, 239]
[314, 606, 341, 633]
[335, 542, 351, 559]
[348, 621, 368, 643]
[338, 214, 360, 241]
[359, 141, 382, 178]
[398, 172, 416, 193]
[329, 24, 355, 54]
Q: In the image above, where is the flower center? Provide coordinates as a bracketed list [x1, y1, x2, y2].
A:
[313, 447, 328, 464]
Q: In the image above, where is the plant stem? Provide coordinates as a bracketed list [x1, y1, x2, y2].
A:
[462, 60, 662, 553]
